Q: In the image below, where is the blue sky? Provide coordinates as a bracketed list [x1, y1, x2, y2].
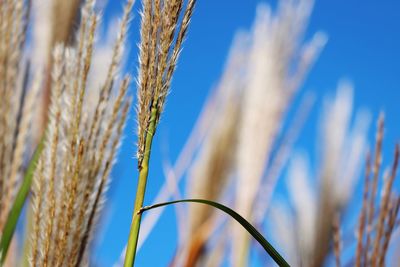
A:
[93, 0, 400, 266]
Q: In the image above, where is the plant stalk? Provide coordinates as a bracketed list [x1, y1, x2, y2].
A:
[0, 138, 44, 265]
[124, 105, 158, 267]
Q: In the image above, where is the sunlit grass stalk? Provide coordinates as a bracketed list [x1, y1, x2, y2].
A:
[124, 0, 195, 266]
[124, 104, 157, 267]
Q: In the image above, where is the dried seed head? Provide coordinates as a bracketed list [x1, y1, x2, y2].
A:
[30, 1, 133, 266]
[269, 83, 370, 267]
[136, 0, 196, 165]
[184, 87, 241, 264]
[231, 0, 325, 265]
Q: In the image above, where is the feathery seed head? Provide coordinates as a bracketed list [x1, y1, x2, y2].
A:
[269, 83, 370, 267]
[231, 0, 324, 264]
[29, 1, 134, 265]
[136, 0, 196, 165]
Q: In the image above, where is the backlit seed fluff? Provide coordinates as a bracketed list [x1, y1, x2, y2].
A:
[136, 0, 196, 165]
[29, 1, 134, 266]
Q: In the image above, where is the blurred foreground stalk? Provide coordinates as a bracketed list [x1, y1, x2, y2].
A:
[0, 138, 44, 265]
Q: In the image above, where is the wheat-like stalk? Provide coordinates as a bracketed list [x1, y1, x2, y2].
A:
[124, 1, 195, 266]
[29, 1, 134, 266]
[136, 0, 195, 165]
[269, 83, 370, 266]
[355, 150, 371, 267]
[0, 0, 34, 233]
[353, 116, 400, 267]
[231, 0, 325, 264]
[182, 77, 242, 266]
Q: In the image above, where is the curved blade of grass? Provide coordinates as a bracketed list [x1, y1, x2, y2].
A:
[0, 138, 44, 265]
[138, 198, 290, 267]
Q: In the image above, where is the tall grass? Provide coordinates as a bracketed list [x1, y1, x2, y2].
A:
[29, 0, 134, 265]
[0, 0, 399, 267]
[124, 1, 195, 266]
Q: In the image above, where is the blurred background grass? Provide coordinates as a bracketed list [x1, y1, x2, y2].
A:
[92, 0, 400, 266]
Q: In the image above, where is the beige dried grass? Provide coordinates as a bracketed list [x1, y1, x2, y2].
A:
[0, 0, 36, 233]
[231, 0, 325, 264]
[269, 83, 370, 267]
[29, 1, 134, 266]
[136, 0, 196, 164]
[351, 117, 400, 267]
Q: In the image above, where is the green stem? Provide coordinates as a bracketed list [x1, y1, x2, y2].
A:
[0, 139, 44, 265]
[124, 106, 158, 267]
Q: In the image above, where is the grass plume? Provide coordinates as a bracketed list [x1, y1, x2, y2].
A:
[29, 1, 133, 266]
[1, 1, 399, 267]
[124, 0, 195, 266]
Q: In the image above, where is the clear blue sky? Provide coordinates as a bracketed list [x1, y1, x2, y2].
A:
[93, 1, 400, 266]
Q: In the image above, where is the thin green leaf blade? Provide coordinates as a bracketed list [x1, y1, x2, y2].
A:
[0, 139, 44, 265]
[139, 199, 290, 267]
